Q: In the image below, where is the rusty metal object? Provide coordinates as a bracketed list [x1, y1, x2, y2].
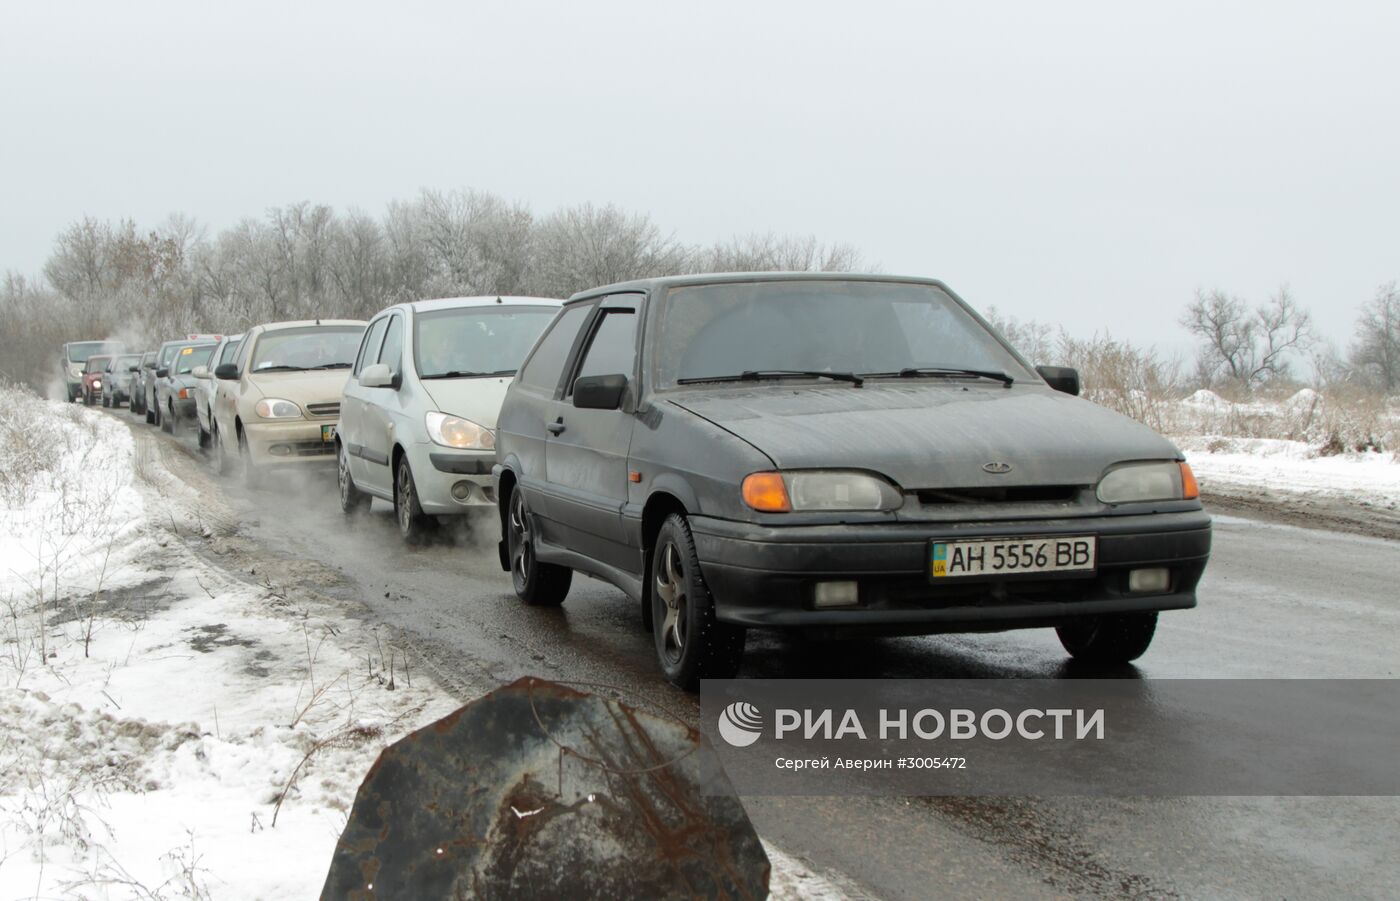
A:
[321, 677, 770, 900]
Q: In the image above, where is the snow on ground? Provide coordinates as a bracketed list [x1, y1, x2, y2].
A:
[0, 389, 843, 899]
[1178, 435, 1400, 513]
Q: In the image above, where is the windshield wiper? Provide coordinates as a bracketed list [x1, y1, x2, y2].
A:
[253, 365, 307, 372]
[307, 362, 352, 370]
[420, 369, 516, 380]
[677, 369, 864, 387]
[862, 367, 1014, 387]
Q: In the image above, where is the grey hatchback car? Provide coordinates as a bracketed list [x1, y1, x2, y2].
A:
[493, 274, 1211, 688]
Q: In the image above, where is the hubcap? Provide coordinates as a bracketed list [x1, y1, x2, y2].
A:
[509, 493, 532, 585]
[338, 446, 351, 501]
[655, 541, 687, 663]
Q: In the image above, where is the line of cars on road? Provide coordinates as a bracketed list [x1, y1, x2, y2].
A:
[66, 275, 1212, 688]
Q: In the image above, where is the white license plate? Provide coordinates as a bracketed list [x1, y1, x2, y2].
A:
[321, 424, 336, 442]
[931, 536, 1096, 579]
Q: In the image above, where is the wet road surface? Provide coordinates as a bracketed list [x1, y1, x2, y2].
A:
[128, 411, 1400, 899]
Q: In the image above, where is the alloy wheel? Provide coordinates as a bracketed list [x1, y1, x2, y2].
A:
[655, 540, 688, 665]
[508, 491, 532, 588]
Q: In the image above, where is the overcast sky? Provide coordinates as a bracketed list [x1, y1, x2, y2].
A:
[2, 1, 1397, 357]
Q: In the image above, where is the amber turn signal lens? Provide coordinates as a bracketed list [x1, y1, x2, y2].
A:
[1179, 462, 1199, 500]
[741, 472, 791, 512]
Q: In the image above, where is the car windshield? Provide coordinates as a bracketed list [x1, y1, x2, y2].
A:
[173, 345, 215, 375]
[655, 280, 1033, 388]
[113, 355, 141, 370]
[414, 306, 558, 378]
[85, 356, 112, 373]
[69, 342, 119, 363]
[251, 326, 364, 371]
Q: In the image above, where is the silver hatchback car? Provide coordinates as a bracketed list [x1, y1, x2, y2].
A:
[337, 296, 563, 541]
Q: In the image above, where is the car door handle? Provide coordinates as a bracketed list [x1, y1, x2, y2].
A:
[546, 419, 566, 435]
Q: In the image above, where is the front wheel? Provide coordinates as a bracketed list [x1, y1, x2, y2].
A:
[213, 425, 233, 476]
[506, 488, 571, 606]
[161, 402, 175, 433]
[238, 428, 260, 489]
[1056, 612, 1158, 663]
[394, 456, 434, 543]
[651, 513, 745, 689]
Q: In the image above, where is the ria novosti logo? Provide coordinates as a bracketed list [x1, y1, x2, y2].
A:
[717, 701, 764, 747]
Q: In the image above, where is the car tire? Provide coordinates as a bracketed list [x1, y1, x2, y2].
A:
[197, 422, 211, 449]
[650, 513, 745, 689]
[101, 394, 110, 408]
[213, 425, 233, 476]
[161, 402, 175, 433]
[1056, 612, 1158, 663]
[338, 441, 370, 515]
[394, 456, 434, 543]
[506, 488, 571, 606]
[238, 427, 260, 489]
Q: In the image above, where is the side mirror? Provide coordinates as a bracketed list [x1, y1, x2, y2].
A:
[128, 365, 140, 373]
[155, 367, 169, 379]
[214, 363, 239, 381]
[358, 363, 395, 389]
[1036, 365, 1080, 396]
[191, 365, 210, 379]
[573, 374, 627, 410]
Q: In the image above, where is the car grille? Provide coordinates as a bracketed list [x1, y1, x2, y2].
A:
[915, 485, 1081, 505]
[306, 402, 340, 417]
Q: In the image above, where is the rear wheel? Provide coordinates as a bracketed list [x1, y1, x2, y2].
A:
[506, 488, 571, 606]
[338, 441, 370, 514]
[650, 513, 745, 689]
[394, 456, 433, 543]
[1056, 612, 1158, 663]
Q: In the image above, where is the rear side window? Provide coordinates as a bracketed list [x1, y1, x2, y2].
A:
[378, 314, 404, 374]
[570, 310, 638, 395]
[354, 318, 389, 375]
[516, 305, 591, 393]
[159, 344, 181, 366]
[218, 340, 242, 366]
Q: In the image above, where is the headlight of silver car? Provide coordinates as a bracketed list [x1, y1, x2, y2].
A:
[69, 366, 82, 378]
[425, 411, 494, 450]
[1096, 461, 1199, 504]
[741, 470, 902, 513]
[254, 398, 301, 419]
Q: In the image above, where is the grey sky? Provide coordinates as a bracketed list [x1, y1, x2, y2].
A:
[2, 0, 1397, 359]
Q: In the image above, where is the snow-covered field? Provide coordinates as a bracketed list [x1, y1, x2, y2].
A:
[0, 388, 844, 900]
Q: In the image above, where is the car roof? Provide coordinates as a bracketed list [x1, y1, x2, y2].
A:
[254, 319, 366, 332]
[160, 337, 217, 347]
[407, 296, 564, 314]
[564, 271, 951, 304]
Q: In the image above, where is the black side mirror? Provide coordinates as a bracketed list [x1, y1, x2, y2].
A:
[573, 374, 627, 410]
[144, 361, 156, 369]
[128, 365, 139, 372]
[1036, 365, 1080, 396]
[214, 363, 239, 381]
[155, 367, 169, 379]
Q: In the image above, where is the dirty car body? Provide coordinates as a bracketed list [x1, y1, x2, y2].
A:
[493, 273, 1211, 686]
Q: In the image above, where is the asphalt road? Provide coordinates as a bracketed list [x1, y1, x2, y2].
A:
[125, 410, 1400, 900]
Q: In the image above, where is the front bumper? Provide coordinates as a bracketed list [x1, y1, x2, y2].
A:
[403, 442, 496, 514]
[689, 510, 1211, 633]
[243, 419, 338, 467]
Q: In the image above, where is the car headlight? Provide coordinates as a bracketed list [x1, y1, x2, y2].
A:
[1097, 461, 1199, 504]
[93, 378, 102, 388]
[741, 470, 902, 513]
[70, 366, 82, 378]
[255, 398, 302, 419]
[425, 411, 494, 450]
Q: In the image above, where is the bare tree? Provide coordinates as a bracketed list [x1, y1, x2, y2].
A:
[1181, 286, 1313, 389]
[698, 233, 868, 273]
[529, 203, 690, 297]
[1350, 282, 1400, 392]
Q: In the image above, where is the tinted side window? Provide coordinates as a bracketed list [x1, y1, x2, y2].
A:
[234, 334, 255, 370]
[378, 314, 404, 374]
[219, 340, 242, 366]
[354, 318, 389, 376]
[570, 310, 638, 394]
[516, 305, 591, 393]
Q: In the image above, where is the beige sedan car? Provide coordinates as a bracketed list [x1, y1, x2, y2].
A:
[209, 319, 366, 484]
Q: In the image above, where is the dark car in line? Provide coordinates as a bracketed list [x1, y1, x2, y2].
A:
[492, 273, 1211, 687]
[144, 335, 219, 426]
[129, 351, 157, 416]
[154, 342, 217, 434]
[101, 353, 144, 407]
[80, 355, 113, 405]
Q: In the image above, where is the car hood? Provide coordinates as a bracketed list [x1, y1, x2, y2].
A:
[419, 376, 514, 429]
[667, 383, 1182, 489]
[246, 369, 353, 405]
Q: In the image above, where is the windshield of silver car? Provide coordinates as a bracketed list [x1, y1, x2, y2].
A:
[251, 327, 364, 372]
[414, 306, 558, 379]
[655, 281, 1033, 388]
